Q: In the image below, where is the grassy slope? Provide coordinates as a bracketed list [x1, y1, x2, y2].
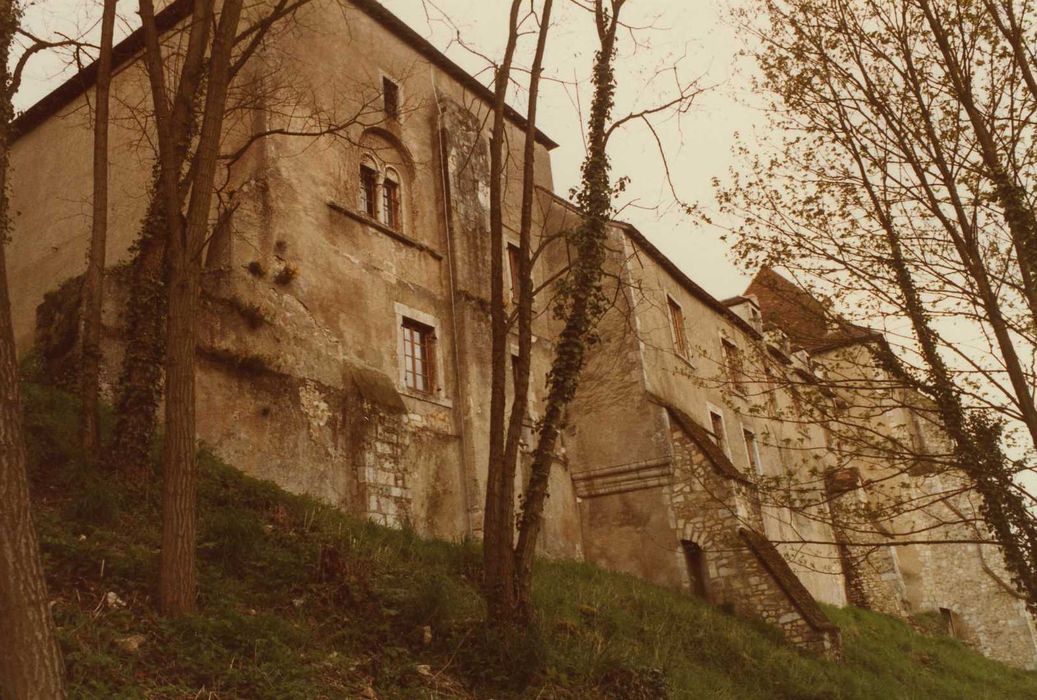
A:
[20, 380, 1037, 699]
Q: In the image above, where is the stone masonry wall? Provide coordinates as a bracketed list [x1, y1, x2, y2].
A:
[666, 410, 841, 657]
[824, 469, 908, 618]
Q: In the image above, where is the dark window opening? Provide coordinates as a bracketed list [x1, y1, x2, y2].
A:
[939, 607, 959, 638]
[508, 243, 523, 303]
[722, 337, 746, 395]
[682, 541, 710, 601]
[669, 297, 688, 358]
[402, 318, 435, 393]
[382, 177, 401, 230]
[383, 76, 400, 119]
[709, 410, 726, 451]
[360, 164, 378, 217]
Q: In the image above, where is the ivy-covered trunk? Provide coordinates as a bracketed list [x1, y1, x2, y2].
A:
[512, 0, 623, 621]
[110, 190, 167, 483]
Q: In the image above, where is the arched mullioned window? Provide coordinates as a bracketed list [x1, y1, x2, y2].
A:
[356, 155, 405, 232]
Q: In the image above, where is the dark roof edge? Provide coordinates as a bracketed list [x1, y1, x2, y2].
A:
[12, 0, 192, 141]
[534, 186, 763, 342]
[807, 331, 883, 355]
[11, 0, 559, 150]
[611, 220, 763, 341]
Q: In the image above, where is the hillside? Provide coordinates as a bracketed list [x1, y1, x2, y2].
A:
[18, 378, 1037, 699]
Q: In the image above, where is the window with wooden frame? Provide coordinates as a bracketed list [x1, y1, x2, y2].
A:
[359, 163, 378, 217]
[507, 243, 522, 303]
[668, 296, 688, 358]
[708, 408, 728, 453]
[382, 170, 402, 230]
[401, 318, 435, 393]
[743, 427, 762, 476]
[383, 76, 400, 119]
[721, 336, 747, 395]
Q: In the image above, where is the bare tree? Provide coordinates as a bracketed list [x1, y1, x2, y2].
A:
[720, 0, 1037, 610]
[78, 0, 118, 457]
[135, 0, 246, 615]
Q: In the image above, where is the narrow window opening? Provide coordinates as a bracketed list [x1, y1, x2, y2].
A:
[709, 409, 727, 452]
[383, 76, 400, 119]
[743, 428, 762, 475]
[722, 337, 746, 395]
[507, 243, 523, 303]
[681, 541, 710, 601]
[382, 175, 401, 230]
[939, 607, 959, 638]
[401, 318, 435, 393]
[359, 164, 378, 217]
[668, 297, 688, 358]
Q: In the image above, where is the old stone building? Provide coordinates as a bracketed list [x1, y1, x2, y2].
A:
[7, 0, 1037, 668]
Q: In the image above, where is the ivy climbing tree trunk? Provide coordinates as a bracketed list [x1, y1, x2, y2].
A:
[78, 0, 117, 458]
[0, 0, 67, 695]
[480, 0, 620, 625]
[512, 0, 623, 619]
[110, 188, 167, 482]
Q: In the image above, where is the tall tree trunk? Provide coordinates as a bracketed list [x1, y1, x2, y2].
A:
[154, 0, 244, 615]
[158, 240, 199, 613]
[482, 0, 524, 623]
[513, 0, 623, 619]
[79, 0, 118, 457]
[0, 234, 67, 700]
[0, 0, 67, 694]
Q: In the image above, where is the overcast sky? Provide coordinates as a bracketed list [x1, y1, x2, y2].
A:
[13, 0, 761, 299]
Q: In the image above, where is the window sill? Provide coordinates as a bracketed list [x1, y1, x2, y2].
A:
[400, 388, 453, 409]
[674, 352, 696, 370]
[328, 201, 443, 260]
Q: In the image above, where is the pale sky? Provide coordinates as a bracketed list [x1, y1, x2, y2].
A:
[13, 0, 760, 299]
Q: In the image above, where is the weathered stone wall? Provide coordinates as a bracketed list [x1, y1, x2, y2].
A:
[824, 469, 908, 618]
[666, 411, 841, 657]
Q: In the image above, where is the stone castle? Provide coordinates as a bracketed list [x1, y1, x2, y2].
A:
[7, 0, 1037, 668]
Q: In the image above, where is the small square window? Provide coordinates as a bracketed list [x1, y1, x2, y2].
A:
[383, 76, 400, 119]
[668, 297, 688, 358]
[401, 318, 435, 393]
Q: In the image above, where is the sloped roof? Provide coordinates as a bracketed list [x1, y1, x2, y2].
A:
[663, 403, 752, 485]
[746, 267, 876, 353]
[11, 0, 559, 149]
[739, 527, 838, 632]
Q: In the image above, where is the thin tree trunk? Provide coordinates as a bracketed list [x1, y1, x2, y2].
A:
[482, 0, 524, 622]
[155, 0, 244, 615]
[513, 1, 622, 618]
[0, 0, 67, 693]
[79, 0, 118, 457]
